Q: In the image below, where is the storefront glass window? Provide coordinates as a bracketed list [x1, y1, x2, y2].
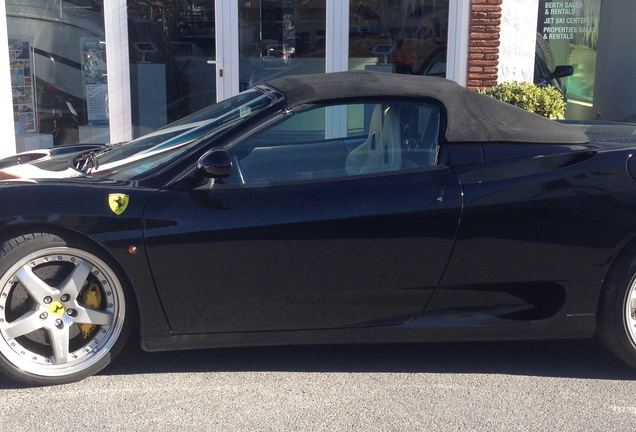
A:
[238, 0, 327, 89]
[6, 0, 107, 149]
[348, 1, 449, 76]
[535, 0, 601, 119]
[126, 1, 217, 139]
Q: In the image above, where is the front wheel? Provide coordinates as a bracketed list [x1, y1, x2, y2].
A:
[0, 233, 130, 385]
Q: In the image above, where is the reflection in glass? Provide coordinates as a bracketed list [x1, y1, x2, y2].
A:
[535, 0, 601, 110]
[127, 1, 217, 138]
[226, 100, 440, 184]
[92, 89, 276, 180]
[6, 0, 107, 147]
[348, 1, 449, 76]
[239, 0, 327, 89]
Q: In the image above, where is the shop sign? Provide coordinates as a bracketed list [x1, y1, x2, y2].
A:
[540, 2, 596, 40]
[536, 0, 601, 105]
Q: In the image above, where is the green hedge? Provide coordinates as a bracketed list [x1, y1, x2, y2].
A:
[478, 81, 566, 120]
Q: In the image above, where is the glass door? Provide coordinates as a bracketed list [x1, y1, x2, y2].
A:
[348, 1, 450, 76]
[237, 0, 327, 91]
[126, 0, 218, 138]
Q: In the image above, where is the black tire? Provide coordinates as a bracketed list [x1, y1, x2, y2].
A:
[597, 249, 636, 369]
[0, 233, 131, 386]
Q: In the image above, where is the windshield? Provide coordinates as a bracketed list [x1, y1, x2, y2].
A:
[91, 88, 277, 179]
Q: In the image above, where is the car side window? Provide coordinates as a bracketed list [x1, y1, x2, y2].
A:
[225, 100, 440, 184]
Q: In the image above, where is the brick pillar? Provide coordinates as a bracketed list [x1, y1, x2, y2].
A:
[468, 0, 502, 90]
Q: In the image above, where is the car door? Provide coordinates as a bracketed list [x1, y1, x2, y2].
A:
[143, 100, 462, 334]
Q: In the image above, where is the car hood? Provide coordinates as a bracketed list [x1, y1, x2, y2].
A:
[0, 144, 103, 183]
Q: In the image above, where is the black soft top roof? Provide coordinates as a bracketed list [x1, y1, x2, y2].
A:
[265, 71, 589, 145]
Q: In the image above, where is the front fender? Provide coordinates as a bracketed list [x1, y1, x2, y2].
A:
[0, 182, 172, 338]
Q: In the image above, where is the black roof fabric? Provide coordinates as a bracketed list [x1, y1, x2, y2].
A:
[265, 71, 589, 145]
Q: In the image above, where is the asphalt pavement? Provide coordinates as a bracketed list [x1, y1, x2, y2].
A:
[2, 338, 636, 431]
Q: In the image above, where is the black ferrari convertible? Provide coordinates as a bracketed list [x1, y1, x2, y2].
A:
[2, 71, 636, 386]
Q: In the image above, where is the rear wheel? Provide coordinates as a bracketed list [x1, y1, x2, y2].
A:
[0, 233, 130, 385]
[597, 250, 636, 369]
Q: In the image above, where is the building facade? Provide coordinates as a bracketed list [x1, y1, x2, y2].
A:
[1, 0, 634, 158]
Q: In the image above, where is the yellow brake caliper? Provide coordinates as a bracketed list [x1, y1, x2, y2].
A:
[80, 282, 102, 338]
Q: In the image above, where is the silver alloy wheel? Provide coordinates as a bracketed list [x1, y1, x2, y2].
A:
[0, 246, 125, 378]
[625, 275, 636, 347]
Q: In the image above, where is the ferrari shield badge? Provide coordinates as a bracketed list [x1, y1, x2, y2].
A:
[108, 194, 129, 215]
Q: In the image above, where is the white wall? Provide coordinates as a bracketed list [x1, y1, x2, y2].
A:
[0, 0, 16, 157]
[498, 0, 538, 84]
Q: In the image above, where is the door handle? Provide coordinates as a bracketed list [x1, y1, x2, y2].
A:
[207, 59, 224, 77]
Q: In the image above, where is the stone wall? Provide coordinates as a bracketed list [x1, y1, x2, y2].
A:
[467, 0, 502, 90]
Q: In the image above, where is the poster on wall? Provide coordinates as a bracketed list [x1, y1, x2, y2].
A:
[536, 1, 601, 105]
[81, 38, 109, 125]
[8, 39, 36, 134]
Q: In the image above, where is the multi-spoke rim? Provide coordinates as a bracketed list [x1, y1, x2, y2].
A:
[0, 247, 125, 377]
[625, 276, 636, 347]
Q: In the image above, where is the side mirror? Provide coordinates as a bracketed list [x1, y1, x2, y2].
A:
[196, 149, 233, 179]
[552, 65, 574, 79]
